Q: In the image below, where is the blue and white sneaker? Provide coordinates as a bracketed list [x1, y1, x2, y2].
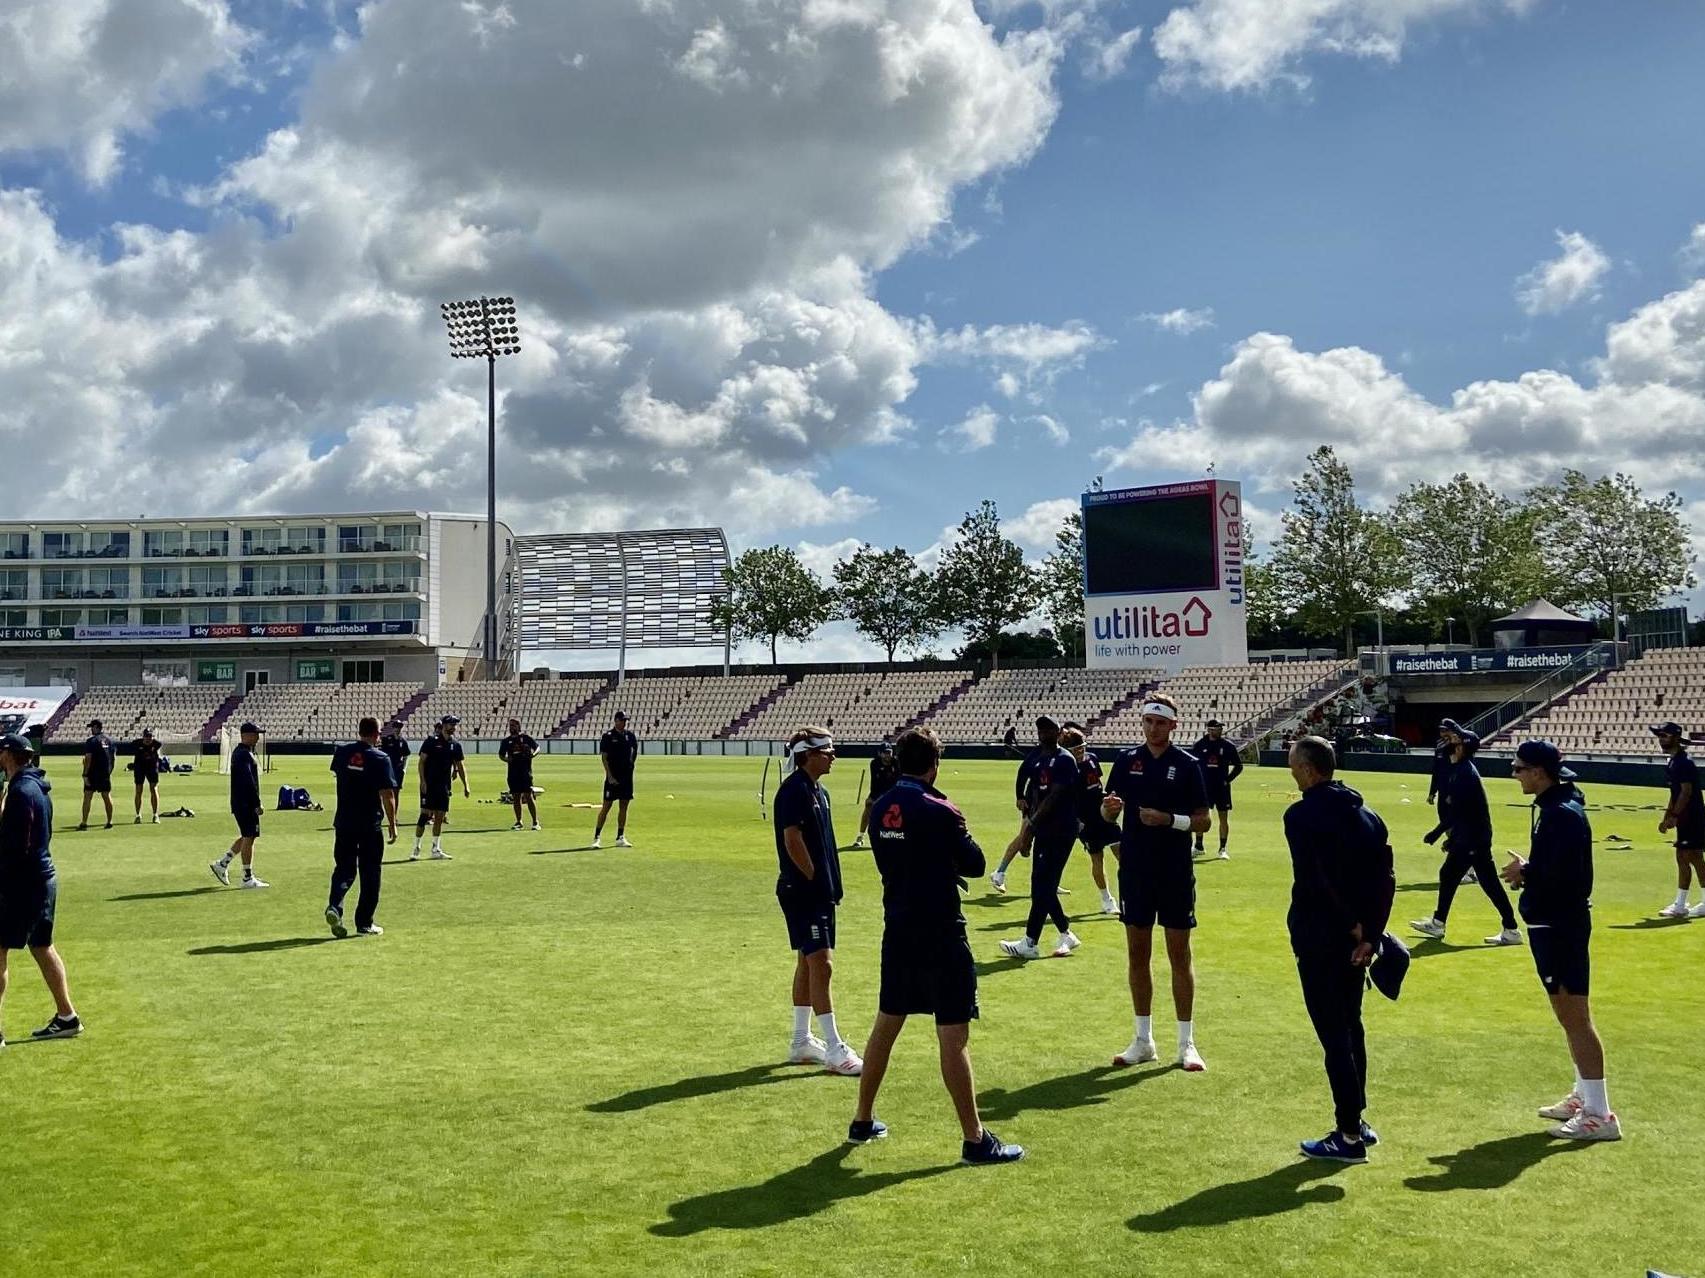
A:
[1300, 1130, 1367, 1164]
[1360, 1121, 1380, 1147]
[847, 1118, 888, 1144]
[325, 906, 348, 938]
[31, 1014, 82, 1040]
[962, 1130, 1025, 1165]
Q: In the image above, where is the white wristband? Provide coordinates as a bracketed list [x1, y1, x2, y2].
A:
[1171, 813, 1192, 832]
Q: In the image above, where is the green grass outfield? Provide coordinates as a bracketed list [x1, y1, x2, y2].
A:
[5, 753, 1703, 1277]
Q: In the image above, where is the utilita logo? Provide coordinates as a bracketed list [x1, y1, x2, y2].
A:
[1092, 597, 1213, 641]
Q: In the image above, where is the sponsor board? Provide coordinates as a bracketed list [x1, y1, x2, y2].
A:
[0, 687, 76, 735]
[1389, 646, 1590, 676]
[0, 621, 417, 642]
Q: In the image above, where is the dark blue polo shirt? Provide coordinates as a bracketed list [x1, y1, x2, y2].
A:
[773, 767, 841, 904]
[84, 734, 115, 779]
[1666, 751, 1705, 828]
[419, 735, 463, 786]
[600, 728, 639, 779]
[1105, 743, 1208, 859]
[0, 767, 55, 889]
[330, 742, 397, 832]
[870, 777, 984, 936]
[1192, 736, 1243, 790]
[229, 743, 261, 813]
[1024, 744, 1081, 839]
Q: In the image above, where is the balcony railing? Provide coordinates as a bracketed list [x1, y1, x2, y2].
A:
[338, 536, 423, 554]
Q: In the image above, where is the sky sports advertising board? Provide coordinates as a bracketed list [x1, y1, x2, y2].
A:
[0, 620, 419, 643]
[1083, 479, 1247, 675]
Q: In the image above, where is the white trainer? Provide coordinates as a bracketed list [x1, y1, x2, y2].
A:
[1113, 1038, 1158, 1068]
[989, 871, 1006, 894]
[1690, 901, 1705, 919]
[430, 848, 452, 860]
[240, 876, 270, 889]
[824, 1045, 864, 1076]
[1458, 870, 1476, 885]
[789, 1035, 828, 1065]
[151, 814, 161, 825]
[999, 937, 1042, 960]
[1052, 931, 1081, 957]
[409, 845, 422, 861]
[1538, 1092, 1583, 1121]
[532, 822, 542, 831]
[616, 835, 633, 848]
[591, 836, 603, 850]
[1178, 1041, 1207, 1072]
[1410, 917, 1446, 939]
[209, 860, 230, 886]
[1100, 891, 1119, 916]
[1217, 849, 1230, 861]
[851, 835, 865, 848]
[1657, 902, 1691, 918]
[1485, 928, 1523, 946]
[1552, 1110, 1621, 1141]
[511, 821, 523, 831]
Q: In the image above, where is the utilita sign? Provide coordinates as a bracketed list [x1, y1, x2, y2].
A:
[1083, 479, 1248, 675]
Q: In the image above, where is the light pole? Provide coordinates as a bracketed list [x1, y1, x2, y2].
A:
[440, 296, 520, 677]
[1445, 616, 1456, 647]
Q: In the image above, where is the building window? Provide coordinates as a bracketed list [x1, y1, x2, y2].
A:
[144, 530, 186, 557]
[143, 567, 186, 598]
[141, 661, 190, 688]
[41, 568, 85, 599]
[42, 531, 85, 559]
[40, 608, 83, 626]
[0, 666, 24, 686]
[384, 601, 422, 621]
[338, 524, 378, 553]
[0, 532, 28, 560]
[343, 659, 386, 683]
[282, 603, 325, 623]
[285, 563, 325, 594]
[187, 529, 229, 558]
[87, 530, 131, 557]
[241, 527, 286, 556]
[381, 522, 422, 552]
[140, 607, 184, 625]
[0, 569, 26, 601]
[86, 608, 130, 625]
[187, 565, 227, 596]
[186, 606, 228, 624]
[283, 526, 326, 554]
[0, 610, 25, 627]
[87, 567, 130, 598]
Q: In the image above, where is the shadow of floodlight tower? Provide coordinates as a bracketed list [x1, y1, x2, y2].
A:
[440, 295, 522, 676]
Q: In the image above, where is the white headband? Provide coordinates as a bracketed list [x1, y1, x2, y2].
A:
[791, 733, 834, 758]
[1139, 701, 1178, 723]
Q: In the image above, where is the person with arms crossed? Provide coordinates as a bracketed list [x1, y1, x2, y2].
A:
[1284, 735, 1394, 1164]
[1501, 740, 1620, 1140]
[1652, 721, 1705, 919]
[997, 721, 1083, 960]
[1409, 727, 1521, 945]
[989, 716, 1059, 894]
[774, 725, 861, 1076]
[77, 719, 116, 831]
[210, 722, 269, 889]
[847, 727, 1024, 1165]
[851, 736, 900, 849]
[325, 717, 399, 938]
[130, 726, 163, 824]
[411, 716, 467, 861]
[593, 710, 638, 849]
[0, 733, 82, 1046]
[499, 718, 541, 831]
[1191, 718, 1243, 860]
[1102, 692, 1211, 1071]
[1063, 726, 1122, 917]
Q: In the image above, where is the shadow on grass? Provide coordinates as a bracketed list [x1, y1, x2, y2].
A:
[1404, 1132, 1586, 1191]
[978, 1063, 1167, 1123]
[973, 956, 1031, 978]
[962, 894, 1021, 909]
[649, 1144, 958, 1236]
[587, 1062, 816, 1113]
[110, 886, 222, 902]
[188, 936, 340, 955]
[1405, 939, 1501, 961]
[1608, 917, 1693, 930]
[528, 846, 602, 856]
[1128, 1160, 1346, 1232]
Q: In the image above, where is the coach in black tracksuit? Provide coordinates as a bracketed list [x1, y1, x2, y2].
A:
[1284, 735, 1394, 1164]
[1411, 730, 1520, 943]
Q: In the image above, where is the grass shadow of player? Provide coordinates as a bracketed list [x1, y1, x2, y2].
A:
[110, 886, 222, 902]
[1405, 939, 1501, 961]
[1404, 1131, 1586, 1191]
[587, 1062, 817, 1114]
[528, 845, 603, 856]
[973, 956, 1032, 978]
[649, 1144, 959, 1236]
[1128, 1160, 1345, 1232]
[187, 936, 342, 956]
[1608, 917, 1693, 930]
[962, 894, 1022, 909]
[978, 1063, 1167, 1123]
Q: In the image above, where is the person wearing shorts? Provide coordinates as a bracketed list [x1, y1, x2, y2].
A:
[78, 720, 116, 831]
[499, 718, 540, 831]
[1652, 721, 1705, 918]
[1191, 719, 1243, 860]
[1502, 739, 1619, 1141]
[0, 732, 83, 1046]
[846, 727, 1023, 1165]
[1102, 692, 1210, 1072]
[594, 711, 638, 848]
[411, 716, 466, 861]
[130, 727, 163, 824]
[210, 722, 268, 889]
[774, 725, 861, 1076]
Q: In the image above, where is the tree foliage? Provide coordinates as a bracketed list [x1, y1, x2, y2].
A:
[708, 546, 836, 668]
[1527, 470, 1697, 621]
[832, 544, 941, 665]
[1037, 509, 1085, 661]
[934, 500, 1038, 671]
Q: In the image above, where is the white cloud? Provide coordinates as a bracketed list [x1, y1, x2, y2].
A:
[1035, 413, 1071, 443]
[1152, 0, 1540, 92]
[1515, 229, 1611, 316]
[946, 405, 1002, 451]
[1002, 497, 1077, 551]
[1682, 223, 1705, 273]
[1139, 306, 1216, 334]
[0, 0, 250, 183]
[794, 537, 865, 582]
[1085, 25, 1144, 80]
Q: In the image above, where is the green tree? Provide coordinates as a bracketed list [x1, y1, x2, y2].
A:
[1267, 445, 1408, 653]
[1241, 521, 1288, 643]
[956, 628, 1063, 665]
[1527, 470, 1697, 626]
[708, 546, 836, 668]
[934, 499, 1038, 671]
[1037, 509, 1085, 661]
[1391, 474, 1549, 646]
[832, 544, 941, 665]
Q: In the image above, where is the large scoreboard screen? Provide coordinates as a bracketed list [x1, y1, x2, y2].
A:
[1083, 491, 1217, 595]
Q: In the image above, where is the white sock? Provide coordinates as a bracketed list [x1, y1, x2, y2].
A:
[1572, 1067, 1582, 1095]
[412, 837, 422, 850]
[1579, 1077, 1609, 1117]
[817, 1011, 844, 1050]
[1675, 889, 1689, 908]
[1058, 926, 1072, 941]
[1134, 1014, 1152, 1042]
[793, 1006, 812, 1041]
[433, 838, 443, 851]
[218, 852, 233, 866]
[1177, 1019, 1195, 1048]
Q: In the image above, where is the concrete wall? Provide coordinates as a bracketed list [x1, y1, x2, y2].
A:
[429, 515, 516, 680]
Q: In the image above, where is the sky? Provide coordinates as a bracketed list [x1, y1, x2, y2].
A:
[2, 0, 1703, 667]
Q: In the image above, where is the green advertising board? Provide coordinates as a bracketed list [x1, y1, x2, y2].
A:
[297, 659, 336, 682]
[197, 660, 237, 683]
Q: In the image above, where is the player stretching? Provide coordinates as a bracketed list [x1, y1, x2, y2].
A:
[847, 727, 1024, 1165]
[1102, 693, 1211, 1072]
[210, 722, 268, 889]
[77, 720, 115, 831]
[851, 737, 899, 848]
[1501, 740, 1620, 1140]
[1191, 718, 1243, 860]
[411, 716, 467, 861]
[500, 718, 540, 831]
[774, 726, 861, 1076]
[1063, 727, 1121, 916]
[1652, 721, 1705, 919]
[593, 710, 637, 849]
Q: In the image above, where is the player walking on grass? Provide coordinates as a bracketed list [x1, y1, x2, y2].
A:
[0, 733, 82, 1047]
[500, 718, 540, 831]
[1191, 719, 1242, 860]
[412, 716, 467, 861]
[990, 716, 1059, 894]
[1102, 693, 1211, 1072]
[1501, 740, 1620, 1141]
[1064, 727, 1121, 916]
[77, 719, 115, 830]
[847, 727, 1024, 1165]
[325, 717, 399, 939]
[1652, 721, 1705, 919]
[130, 726, 163, 824]
[593, 710, 638, 849]
[775, 725, 861, 1076]
[997, 720, 1083, 960]
[209, 722, 268, 889]
[1284, 735, 1393, 1165]
[1409, 728, 1521, 945]
[851, 737, 899, 849]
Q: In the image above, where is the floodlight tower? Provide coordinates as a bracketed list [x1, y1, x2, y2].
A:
[440, 296, 521, 676]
